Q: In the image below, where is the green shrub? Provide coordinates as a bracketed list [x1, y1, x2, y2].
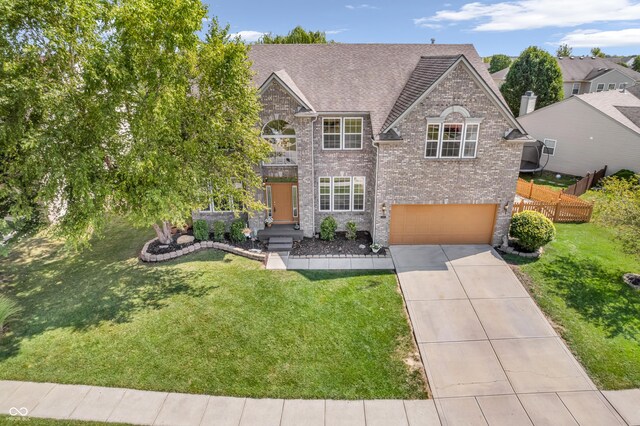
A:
[596, 175, 640, 254]
[611, 169, 638, 182]
[320, 216, 337, 241]
[0, 296, 21, 336]
[212, 220, 226, 242]
[509, 211, 556, 252]
[346, 221, 357, 240]
[229, 218, 246, 243]
[193, 219, 209, 241]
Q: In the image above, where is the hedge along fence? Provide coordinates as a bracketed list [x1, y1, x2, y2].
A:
[515, 178, 594, 223]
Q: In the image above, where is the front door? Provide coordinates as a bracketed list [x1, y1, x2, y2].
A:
[266, 182, 298, 224]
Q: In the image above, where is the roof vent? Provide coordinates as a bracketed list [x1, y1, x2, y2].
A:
[580, 56, 584, 60]
[558, 56, 563, 60]
[570, 56, 574, 59]
[591, 56, 596, 59]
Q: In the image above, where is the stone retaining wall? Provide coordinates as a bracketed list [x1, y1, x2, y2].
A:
[139, 238, 266, 263]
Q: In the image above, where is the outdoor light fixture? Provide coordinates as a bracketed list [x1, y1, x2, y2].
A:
[504, 201, 510, 212]
[381, 203, 387, 218]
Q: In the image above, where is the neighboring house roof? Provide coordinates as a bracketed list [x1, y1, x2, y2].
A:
[557, 57, 640, 82]
[248, 44, 507, 136]
[575, 90, 640, 135]
[490, 67, 509, 80]
[382, 55, 461, 131]
[627, 84, 640, 99]
[583, 67, 614, 80]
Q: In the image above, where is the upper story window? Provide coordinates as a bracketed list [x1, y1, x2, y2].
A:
[596, 83, 605, 92]
[322, 117, 363, 150]
[607, 83, 616, 91]
[262, 120, 297, 165]
[425, 106, 480, 159]
[543, 138, 556, 156]
[572, 83, 580, 95]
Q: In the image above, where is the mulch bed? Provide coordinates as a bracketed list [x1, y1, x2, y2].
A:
[147, 230, 264, 255]
[290, 231, 386, 256]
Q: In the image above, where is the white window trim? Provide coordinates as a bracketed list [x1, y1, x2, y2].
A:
[342, 117, 364, 151]
[352, 176, 366, 211]
[318, 176, 366, 212]
[425, 120, 480, 159]
[543, 138, 557, 156]
[318, 177, 332, 212]
[321, 117, 364, 150]
[572, 83, 580, 95]
[322, 118, 342, 151]
[425, 123, 441, 159]
[332, 177, 352, 212]
[607, 83, 617, 91]
[596, 83, 605, 92]
[462, 123, 479, 159]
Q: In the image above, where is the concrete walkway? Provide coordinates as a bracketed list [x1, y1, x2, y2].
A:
[391, 244, 633, 425]
[265, 252, 394, 270]
[0, 380, 440, 425]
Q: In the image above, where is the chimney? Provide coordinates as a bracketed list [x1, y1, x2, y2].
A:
[519, 91, 537, 117]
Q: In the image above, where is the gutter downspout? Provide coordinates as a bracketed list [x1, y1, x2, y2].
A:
[310, 115, 318, 236]
[372, 136, 379, 244]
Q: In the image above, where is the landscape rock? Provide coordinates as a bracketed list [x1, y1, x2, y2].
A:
[176, 235, 195, 245]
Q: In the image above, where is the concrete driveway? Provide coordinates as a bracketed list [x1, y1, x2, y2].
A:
[390, 245, 626, 425]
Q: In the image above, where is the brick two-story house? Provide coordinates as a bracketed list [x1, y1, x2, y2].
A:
[194, 44, 530, 246]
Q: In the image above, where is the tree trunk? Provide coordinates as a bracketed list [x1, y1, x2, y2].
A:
[153, 221, 172, 244]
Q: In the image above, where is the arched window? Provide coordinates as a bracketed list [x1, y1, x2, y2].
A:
[262, 120, 297, 165]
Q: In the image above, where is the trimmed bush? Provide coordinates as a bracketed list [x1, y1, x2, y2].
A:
[193, 219, 209, 241]
[611, 169, 638, 182]
[212, 220, 226, 242]
[0, 296, 21, 336]
[320, 216, 337, 241]
[229, 218, 246, 243]
[510, 211, 556, 252]
[346, 221, 357, 240]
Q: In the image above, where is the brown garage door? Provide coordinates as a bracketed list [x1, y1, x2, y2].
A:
[389, 204, 498, 245]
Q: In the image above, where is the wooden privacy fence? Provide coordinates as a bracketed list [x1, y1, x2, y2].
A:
[515, 178, 594, 222]
[564, 166, 607, 196]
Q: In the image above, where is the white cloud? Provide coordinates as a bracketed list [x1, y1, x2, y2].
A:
[556, 28, 640, 47]
[229, 30, 265, 42]
[325, 28, 349, 35]
[414, 0, 640, 31]
[346, 4, 379, 10]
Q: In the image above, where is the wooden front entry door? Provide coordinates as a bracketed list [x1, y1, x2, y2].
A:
[266, 182, 298, 223]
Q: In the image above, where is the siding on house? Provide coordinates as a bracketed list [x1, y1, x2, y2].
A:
[519, 97, 640, 176]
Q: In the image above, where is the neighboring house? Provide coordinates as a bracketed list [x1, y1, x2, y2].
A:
[491, 57, 640, 98]
[518, 89, 640, 177]
[194, 44, 531, 246]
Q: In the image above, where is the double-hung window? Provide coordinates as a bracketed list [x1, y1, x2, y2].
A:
[319, 176, 366, 212]
[596, 83, 605, 92]
[322, 117, 363, 150]
[543, 138, 557, 156]
[608, 83, 616, 91]
[425, 121, 480, 159]
[572, 83, 580, 95]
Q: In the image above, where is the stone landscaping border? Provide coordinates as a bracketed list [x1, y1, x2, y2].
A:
[497, 241, 543, 259]
[139, 238, 266, 263]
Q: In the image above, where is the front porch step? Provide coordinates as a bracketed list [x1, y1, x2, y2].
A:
[268, 236, 293, 252]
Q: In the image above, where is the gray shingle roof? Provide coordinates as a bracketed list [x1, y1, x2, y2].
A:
[557, 57, 640, 82]
[490, 67, 509, 80]
[248, 44, 503, 135]
[616, 106, 640, 129]
[576, 90, 640, 134]
[382, 55, 461, 131]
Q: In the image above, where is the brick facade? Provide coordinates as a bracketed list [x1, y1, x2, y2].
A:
[193, 62, 522, 246]
[373, 63, 523, 245]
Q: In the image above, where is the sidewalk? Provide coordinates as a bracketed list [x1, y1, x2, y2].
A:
[0, 380, 439, 425]
[265, 252, 394, 270]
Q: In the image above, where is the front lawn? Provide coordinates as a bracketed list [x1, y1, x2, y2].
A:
[504, 223, 640, 389]
[519, 171, 579, 189]
[0, 220, 426, 399]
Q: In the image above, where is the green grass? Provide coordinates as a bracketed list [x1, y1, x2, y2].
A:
[504, 222, 640, 389]
[519, 171, 580, 190]
[0, 417, 126, 425]
[0, 220, 426, 399]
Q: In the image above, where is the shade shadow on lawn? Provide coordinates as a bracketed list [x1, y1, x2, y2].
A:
[535, 255, 640, 342]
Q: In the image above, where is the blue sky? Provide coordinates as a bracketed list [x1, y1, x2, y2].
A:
[204, 0, 640, 57]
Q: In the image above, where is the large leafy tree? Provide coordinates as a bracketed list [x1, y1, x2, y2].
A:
[259, 26, 329, 44]
[633, 56, 640, 72]
[556, 43, 572, 57]
[0, 0, 269, 246]
[501, 46, 564, 115]
[488, 54, 512, 73]
[590, 47, 606, 58]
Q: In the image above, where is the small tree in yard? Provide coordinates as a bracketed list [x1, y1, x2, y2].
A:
[0, 0, 270, 247]
[509, 211, 556, 252]
[595, 175, 640, 255]
[501, 46, 564, 115]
